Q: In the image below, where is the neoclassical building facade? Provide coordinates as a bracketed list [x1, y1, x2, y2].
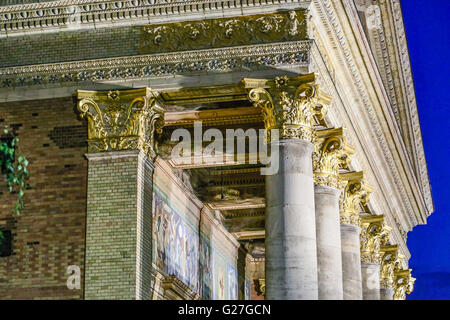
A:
[0, 0, 432, 300]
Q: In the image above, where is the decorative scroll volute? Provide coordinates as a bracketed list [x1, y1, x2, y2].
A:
[243, 73, 331, 142]
[313, 128, 353, 188]
[380, 245, 398, 289]
[394, 269, 416, 300]
[360, 215, 387, 264]
[338, 172, 371, 226]
[76, 88, 165, 159]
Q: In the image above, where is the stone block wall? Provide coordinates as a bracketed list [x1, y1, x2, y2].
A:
[0, 96, 87, 299]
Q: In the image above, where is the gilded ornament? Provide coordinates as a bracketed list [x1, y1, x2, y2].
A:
[313, 128, 351, 188]
[380, 245, 398, 289]
[76, 88, 165, 159]
[140, 10, 307, 54]
[394, 269, 415, 300]
[339, 171, 371, 226]
[243, 73, 331, 142]
[360, 215, 386, 264]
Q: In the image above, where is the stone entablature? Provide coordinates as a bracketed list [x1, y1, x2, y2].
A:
[0, 0, 311, 35]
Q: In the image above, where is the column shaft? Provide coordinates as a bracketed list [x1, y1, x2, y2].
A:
[265, 139, 318, 300]
[341, 223, 363, 300]
[361, 263, 381, 300]
[315, 185, 343, 300]
[380, 288, 394, 300]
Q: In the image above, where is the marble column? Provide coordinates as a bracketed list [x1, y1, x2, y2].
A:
[380, 288, 395, 300]
[361, 263, 380, 300]
[313, 130, 347, 300]
[244, 74, 331, 300]
[340, 223, 363, 300]
[339, 172, 368, 300]
[265, 138, 318, 299]
[315, 185, 343, 299]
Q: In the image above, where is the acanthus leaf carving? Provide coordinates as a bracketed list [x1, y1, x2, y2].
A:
[243, 73, 331, 142]
[76, 88, 165, 160]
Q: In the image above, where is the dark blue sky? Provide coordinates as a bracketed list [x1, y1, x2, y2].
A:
[402, 0, 450, 300]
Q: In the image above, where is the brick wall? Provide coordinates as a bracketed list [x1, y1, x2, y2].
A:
[84, 151, 153, 300]
[0, 96, 87, 299]
[0, 26, 140, 68]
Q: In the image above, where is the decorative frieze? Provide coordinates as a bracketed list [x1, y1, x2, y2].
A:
[76, 88, 165, 159]
[0, 40, 311, 88]
[243, 73, 331, 142]
[140, 10, 306, 54]
[339, 171, 371, 226]
[0, 0, 312, 35]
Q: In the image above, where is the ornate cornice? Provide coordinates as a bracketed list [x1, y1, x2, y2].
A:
[0, 0, 311, 35]
[76, 88, 164, 159]
[311, 0, 432, 243]
[243, 73, 331, 142]
[0, 40, 311, 89]
[354, 0, 432, 214]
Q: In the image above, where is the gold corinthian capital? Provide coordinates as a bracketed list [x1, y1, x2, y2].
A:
[380, 245, 398, 289]
[360, 215, 389, 264]
[313, 128, 354, 188]
[76, 88, 165, 160]
[242, 73, 331, 142]
[394, 269, 416, 300]
[338, 171, 372, 226]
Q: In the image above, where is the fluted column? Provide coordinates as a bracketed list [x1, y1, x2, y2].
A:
[313, 128, 349, 300]
[244, 73, 331, 300]
[77, 88, 165, 299]
[339, 172, 370, 300]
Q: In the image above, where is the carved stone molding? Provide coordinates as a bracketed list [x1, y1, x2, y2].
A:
[243, 73, 331, 142]
[140, 10, 306, 54]
[0, 0, 312, 36]
[161, 275, 201, 300]
[76, 88, 165, 159]
[0, 40, 311, 89]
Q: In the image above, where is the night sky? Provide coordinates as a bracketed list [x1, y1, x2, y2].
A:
[402, 0, 450, 300]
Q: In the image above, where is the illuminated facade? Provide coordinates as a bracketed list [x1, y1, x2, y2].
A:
[0, 0, 432, 300]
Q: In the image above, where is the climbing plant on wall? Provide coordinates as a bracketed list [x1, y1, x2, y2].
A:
[0, 126, 29, 241]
